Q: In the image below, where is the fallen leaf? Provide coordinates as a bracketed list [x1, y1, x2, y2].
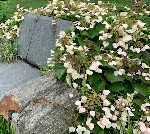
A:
[0, 109, 8, 120]
[30, 98, 40, 105]
[40, 96, 48, 106]
[52, 102, 59, 107]
[0, 94, 21, 120]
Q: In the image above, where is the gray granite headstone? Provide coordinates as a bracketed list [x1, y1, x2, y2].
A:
[18, 13, 72, 66]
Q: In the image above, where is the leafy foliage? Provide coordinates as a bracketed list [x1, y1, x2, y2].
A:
[45, 1, 150, 133]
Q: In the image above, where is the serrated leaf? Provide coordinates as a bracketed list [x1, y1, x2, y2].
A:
[93, 125, 104, 134]
[92, 81, 106, 93]
[54, 63, 66, 79]
[80, 31, 89, 37]
[108, 82, 124, 92]
[104, 69, 124, 83]
[92, 119, 104, 134]
[133, 83, 150, 96]
[100, 60, 117, 70]
[87, 72, 100, 85]
[144, 58, 150, 66]
[100, 60, 109, 66]
[95, 45, 101, 52]
[133, 98, 143, 106]
[89, 23, 105, 38]
[123, 80, 134, 93]
[78, 38, 86, 46]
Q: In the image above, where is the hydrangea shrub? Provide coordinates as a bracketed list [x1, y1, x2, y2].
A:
[0, 0, 150, 133]
[46, 1, 150, 133]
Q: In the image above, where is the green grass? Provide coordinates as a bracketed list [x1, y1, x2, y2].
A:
[93, 0, 150, 5]
[0, 115, 15, 134]
[1, 0, 150, 22]
[1, 0, 49, 20]
[0, 40, 18, 62]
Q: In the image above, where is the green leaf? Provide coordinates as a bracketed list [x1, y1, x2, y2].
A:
[133, 98, 144, 106]
[100, 60, 117, 70]
[87, 72, 100, 85]
[54, 63, 66, 79]
[82, 78, 86, 87]
[78, 38, 86, 46]
[104, 69, 124, 83]
[100, 60, 109, 67]
[89, 23, 105, 38]
[78, 114, 87, 124]
[80, 31, 89, 37]
[104, 39, 114, 50]
[66, 74, 72, 87]
[133, 83, 150, 96]
[108, 81, 134, 95]
[81, 86, 89, 92]
[92, 120, 104, 134]
[95, 44, 101, 53]
[92, 80, 106, 93]
[108, 82, 124, 92]
[94, 127, 104, 134]
[123, 80, 135, 93]
[144, 58, 150, 66]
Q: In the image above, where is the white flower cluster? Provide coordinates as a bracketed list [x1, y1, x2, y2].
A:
[0, 4, 29, 40]
[74, 90, 150, 133]
[43, 2, 150, 132]
[69, 125, 90, 134]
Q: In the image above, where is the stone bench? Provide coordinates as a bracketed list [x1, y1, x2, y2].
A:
[0, 12, 73, 96]
[0, 13, 76, 134]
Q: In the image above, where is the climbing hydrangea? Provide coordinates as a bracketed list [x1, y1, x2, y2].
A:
[0, 0, 150, 133]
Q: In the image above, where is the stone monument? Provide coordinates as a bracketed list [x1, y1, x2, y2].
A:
[18, 13, 72, 66]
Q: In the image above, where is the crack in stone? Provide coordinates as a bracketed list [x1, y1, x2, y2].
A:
[26, 15, 41, 60]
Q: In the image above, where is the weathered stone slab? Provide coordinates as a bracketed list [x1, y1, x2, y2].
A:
[18, 13, 72, 66]
[4, 74, 78, 134]
[0, 60, 40, 98]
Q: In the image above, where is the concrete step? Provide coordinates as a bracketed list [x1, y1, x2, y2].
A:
[0, 60, 40, 98]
